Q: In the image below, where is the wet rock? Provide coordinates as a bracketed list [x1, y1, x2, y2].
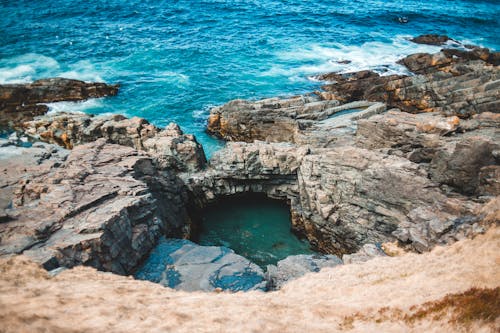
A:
[0, 139, 192, 274]
[265, 254, 342, 290]
[23, 113, 206, 172]
[0, 78, 119, 128]
[410, 34, 454, 46]
[135, 238, 266, 292]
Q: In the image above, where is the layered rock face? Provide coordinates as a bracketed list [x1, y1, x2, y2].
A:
[0, 139, 193, 274]
[0, 78, 119, 128]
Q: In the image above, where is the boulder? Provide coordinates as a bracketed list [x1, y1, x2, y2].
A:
[265, 254, 342, 290]
[409, 34, 454, 46]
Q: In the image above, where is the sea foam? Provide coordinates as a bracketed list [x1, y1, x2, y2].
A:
[263, 36, 443, 81]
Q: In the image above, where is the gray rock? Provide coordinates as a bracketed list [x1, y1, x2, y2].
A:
[0, 139, 192, 275]
[135, 238, 266, 292]
[265, 254, 342, 290]
[23, 113, 206, 172]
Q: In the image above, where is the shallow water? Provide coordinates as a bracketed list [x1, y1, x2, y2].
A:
[195, 195, 315, 268]
[1, 1, 498, 157]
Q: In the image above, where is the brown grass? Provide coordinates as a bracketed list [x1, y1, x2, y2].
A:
[406, 287, 500, 326]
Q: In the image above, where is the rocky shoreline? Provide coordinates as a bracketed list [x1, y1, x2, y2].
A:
[0, 35, 498, 293]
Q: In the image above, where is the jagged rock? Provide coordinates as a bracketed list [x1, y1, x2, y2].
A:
[135, 238, 266, 292]
[294, 146, 480, 254]
[356, 110, 500, 195]
[342, 243, 387, 264]
[410, 34, 454, 46]
[314, 48, 500, 118]
[207, 94, 330, 142]
[0, 139, 192, 274]
[208, 94, 385, 146]
[429, 136, 499, 195]
[23, 113, 206, 172]
[319, 71, 406, 103]
[265, 254, 342, 290]
[0, 78, 119, 128]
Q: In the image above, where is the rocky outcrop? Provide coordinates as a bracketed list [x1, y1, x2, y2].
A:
[135, 237, 266, 292]
[0, 78, 119, 128]
[409, 34, 455, 46]
[23, 112, 207, 172]
[356, 111, 500, 196]
[0, 139, 68, 223]
[200, 43, 499, 257]
[0, 139, 193, 274]
[265, 254, 342, 290]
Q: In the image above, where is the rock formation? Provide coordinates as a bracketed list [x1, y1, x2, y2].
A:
[202, 42, 499, 257]
[0, 139, 193, 275]
[0, 78, 119, 128]
[23, 112, 207, 172]
[0, 37, 498, 292]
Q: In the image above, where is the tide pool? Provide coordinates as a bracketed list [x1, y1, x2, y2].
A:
[195, 195, 315, 268]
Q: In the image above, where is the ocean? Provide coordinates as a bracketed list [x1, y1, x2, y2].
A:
[1, 0, 498, 156]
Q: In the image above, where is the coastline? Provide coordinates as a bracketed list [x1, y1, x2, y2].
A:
[0, 35, 499, 331]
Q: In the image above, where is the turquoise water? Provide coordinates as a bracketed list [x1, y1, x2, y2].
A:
[195, 195, 314, 268]
[1, 1, 498, 156]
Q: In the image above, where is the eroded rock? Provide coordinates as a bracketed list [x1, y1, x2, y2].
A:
[0, 139, 192, 274]
[0, 78, 119, 128]
[23, 113, 206, 172]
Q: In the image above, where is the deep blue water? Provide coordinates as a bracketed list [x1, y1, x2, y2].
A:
[1, 0, 499, 156]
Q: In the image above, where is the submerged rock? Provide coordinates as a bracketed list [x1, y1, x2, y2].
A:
[135, 238, 266, 292]
[265, 254, 342, 290]
[0, 78, 119, 128]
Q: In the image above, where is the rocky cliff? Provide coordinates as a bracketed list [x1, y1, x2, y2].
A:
[203, 40, 499, 256]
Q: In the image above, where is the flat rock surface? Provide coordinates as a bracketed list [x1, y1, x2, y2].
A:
[135, 238, 266, 292]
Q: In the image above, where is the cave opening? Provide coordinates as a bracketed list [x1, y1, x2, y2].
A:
[191, 193, 315, 268]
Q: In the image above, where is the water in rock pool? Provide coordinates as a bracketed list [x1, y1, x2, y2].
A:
[195, 195, 315, 268]
[1, 1, 498, 157]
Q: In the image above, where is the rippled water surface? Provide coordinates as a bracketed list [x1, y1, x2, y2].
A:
[1, 0, 498, 155]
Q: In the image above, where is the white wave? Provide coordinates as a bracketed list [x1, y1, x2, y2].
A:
[0, 54, 60, 83]
[0, 53, 105, 84]
[59, 60, 104, 82]
[45, 99, 105, 115]
[261, 35, 443, 79]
